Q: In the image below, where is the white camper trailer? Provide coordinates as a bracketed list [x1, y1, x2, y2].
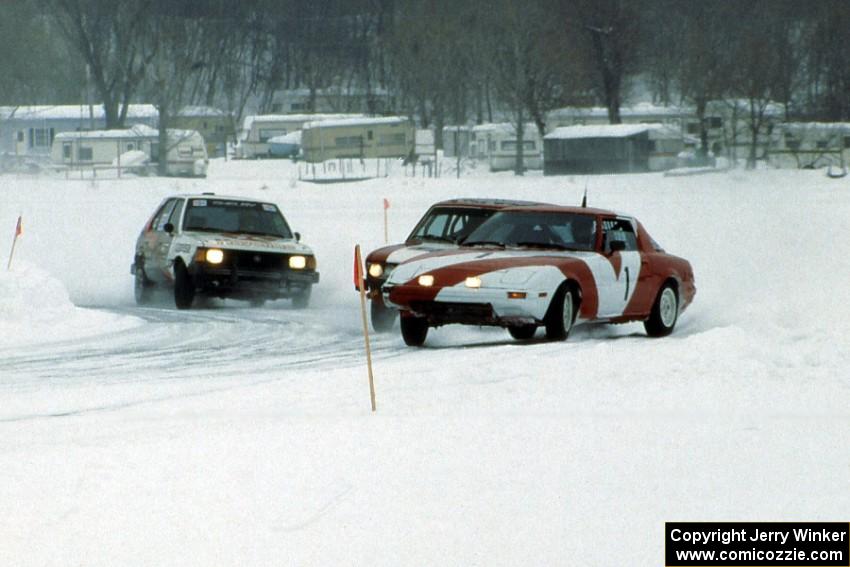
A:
[769, 122, 850, 170]
[51, 124, 208, 177]
[300, 116, 414, 163]
[470, 123, 543, 171]
[237, 113, 365, 159]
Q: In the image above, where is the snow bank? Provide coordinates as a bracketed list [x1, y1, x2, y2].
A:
[0, 262, 141, 348]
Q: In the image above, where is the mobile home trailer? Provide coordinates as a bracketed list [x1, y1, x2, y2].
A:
[300, 116, 414, 163]
[51, 125, 208, 177]
[471, 123, 543, 171]
[769, 122, 850, 170]
[0, 104, 157, 167]
[543, 123, 689, 174]
[237, 113, 364, 159]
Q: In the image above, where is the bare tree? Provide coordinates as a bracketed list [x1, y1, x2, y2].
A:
[50, 0, 155, 128]
[0, 0, 85, 104]
[568, 0, 641, 124]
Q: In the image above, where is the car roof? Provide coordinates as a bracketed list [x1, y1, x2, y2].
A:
[497, 204, 625, 216]
[175, 193, 272, 203]
[430, 198, 553, 209]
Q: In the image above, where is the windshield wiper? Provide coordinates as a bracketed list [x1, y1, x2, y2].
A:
[420, 235, 455, 243]
[465, 240, 506, 248]
[236, 230, 284, 237]
[513, 241, 578, 251]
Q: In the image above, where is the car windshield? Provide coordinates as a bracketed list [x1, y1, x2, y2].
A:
[407, 207, 494, 244]
[182, 198, 293, 238]
[463, 211, 597, 251]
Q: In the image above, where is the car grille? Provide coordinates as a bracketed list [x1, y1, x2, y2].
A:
[232, 251, 285, 271]
[409, 301, 495, 324]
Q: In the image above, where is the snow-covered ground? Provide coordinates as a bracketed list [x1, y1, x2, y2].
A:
[1, 160, 848, 566]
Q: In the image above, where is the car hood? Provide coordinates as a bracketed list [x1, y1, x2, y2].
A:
[184, 231, 314, 255]
[386, 247, 596, 285]
[366, 241, 455, 265]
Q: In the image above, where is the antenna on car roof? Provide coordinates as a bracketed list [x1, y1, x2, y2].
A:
[581, 185, 587, 208]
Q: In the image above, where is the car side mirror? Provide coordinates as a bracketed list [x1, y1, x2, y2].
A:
[164, 222, 174, 234]
[294, 231, 301, 242]
[609, 239, 626, 252]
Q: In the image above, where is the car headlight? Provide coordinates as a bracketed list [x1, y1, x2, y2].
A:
[289, 255, 307, 269]
[418, 274, 434, 287]
[205, 249, 224, 264]
[368, 263, 383, 278]
[465, 276, 481, 288]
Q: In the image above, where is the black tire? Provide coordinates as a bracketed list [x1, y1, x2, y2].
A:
[544, 284, 576, 341]
[174, 262, 195, 310]
[508, 324, 536, 340]
[400, 315, 428, 346]
[292, 286, 311, 309]
[644, 282, 678, 337]
[134, 262, 154, 305]
[371, 301, 397, 333]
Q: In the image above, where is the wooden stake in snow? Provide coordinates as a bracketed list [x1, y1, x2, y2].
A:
[6, 215, 22, 271]
[382, 198, 390, 244]
[354, 244, 377, 412]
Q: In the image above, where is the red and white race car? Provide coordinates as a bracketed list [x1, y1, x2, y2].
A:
[363, 198, 547, 331]
[382, 204, 696, 346]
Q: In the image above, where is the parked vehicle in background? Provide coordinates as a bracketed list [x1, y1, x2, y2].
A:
[382, 205, 696, 346]
[363, 198, 548, 332]
[236, 113, 363, 159]
[132, 194, 319, 309]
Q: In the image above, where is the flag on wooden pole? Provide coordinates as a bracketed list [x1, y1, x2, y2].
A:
[354, 245, 364, 291]
[354, 244, 377, 412]
[7, 215, 22, 270]
[382, 198, 390, 243]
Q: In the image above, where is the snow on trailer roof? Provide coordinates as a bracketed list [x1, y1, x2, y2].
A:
[302, 116, 409, 130]
[549, 103, 691, 120]
[176, 105, 229, 117]
[0, 104, 157, 121]
[54, 124, 159, 140]
[241, 113, 366, 131]
[54, 124, 201, 141]
[545, 124, 660, 140]
[471, 122, 539, 135]
[780, 122, 850, 133]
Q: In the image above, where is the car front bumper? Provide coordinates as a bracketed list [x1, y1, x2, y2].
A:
[383, 283, 548, 327]
[191, 262, 319, 300]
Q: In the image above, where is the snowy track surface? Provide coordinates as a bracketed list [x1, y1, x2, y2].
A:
[1, 162, 849, 566]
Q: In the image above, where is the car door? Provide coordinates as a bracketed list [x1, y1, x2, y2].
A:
[596, 216, 642, 318]
[148, 198, 180, 281]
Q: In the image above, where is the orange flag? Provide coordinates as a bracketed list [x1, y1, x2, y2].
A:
[14, 215, 22, 238]
[383, 198, 390, 210]
[354, 245, 364, 291]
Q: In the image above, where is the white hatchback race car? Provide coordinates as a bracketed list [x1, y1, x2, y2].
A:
[131, 194, 319, 309]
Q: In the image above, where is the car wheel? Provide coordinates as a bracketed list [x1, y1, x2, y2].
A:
[292, 286, 311, 309]
[371, 301, 397, 333]
[544, 284, 575, 341]
[508, 324, 536, 340]
[400, 315, 428, 346]
[644, 283, 678, 337]
[134, 263, 154, 305]
[174, 262, 195, 310]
